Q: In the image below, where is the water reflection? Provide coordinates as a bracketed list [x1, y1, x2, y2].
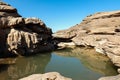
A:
[54, 47, 117, 76]
[0, 53, 51, 80]
[0, 47, 117, 80]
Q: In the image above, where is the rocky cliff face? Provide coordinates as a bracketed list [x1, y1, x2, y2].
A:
[53, 10, 120, 79]
[0, 2, 54, 57]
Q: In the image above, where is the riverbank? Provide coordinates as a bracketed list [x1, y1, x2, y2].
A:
[53, 11, 120, 80]
[0, 47, 117, 80]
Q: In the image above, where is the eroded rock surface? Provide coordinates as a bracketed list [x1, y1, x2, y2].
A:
[98, 74, 120, 80]
[53, 10, 120, 65]
[0, 2, 54, 57]
[19, 72, 72, 80]
[53, 10, 120, 79]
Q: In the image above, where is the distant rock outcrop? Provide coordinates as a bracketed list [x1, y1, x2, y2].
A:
[53, 10, 120, 79]
[0, 2, 54, 57]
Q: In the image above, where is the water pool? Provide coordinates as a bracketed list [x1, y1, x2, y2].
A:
[0, 47, 117, 80]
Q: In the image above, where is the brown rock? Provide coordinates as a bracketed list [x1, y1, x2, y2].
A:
[0, 2, 21, 16]
[0, 2, 54, 57]
[54, 10, 120, 41]
[0, 29, 7, 57]
[53, 10, 120, 79]
[0, 17, 24, 28]
[25, 18, 44, 25]
[54, 10, 120, 65]
[0, 2, 16, 12]
[95, 42, 120, 67]
[0, 12, 21, 17]
[6, 28, 54, 56]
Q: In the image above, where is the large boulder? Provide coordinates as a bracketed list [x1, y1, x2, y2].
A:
[0, 2, 54, 57]
[19, 72, 72, 80]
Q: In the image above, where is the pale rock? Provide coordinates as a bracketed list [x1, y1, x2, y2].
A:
[53, 10, 120, 79]
[19, 72, 72, 80]
[98, 74, 120, 80]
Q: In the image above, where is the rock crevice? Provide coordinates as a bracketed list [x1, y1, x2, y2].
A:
[0, 2, 54, 57]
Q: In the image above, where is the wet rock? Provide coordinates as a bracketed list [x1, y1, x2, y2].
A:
[94, 41, 120, 68]
[98, 74, 120, 80]
[19, 72, 72, 80]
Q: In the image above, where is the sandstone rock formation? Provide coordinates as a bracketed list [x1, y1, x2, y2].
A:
[98, 74, 120, 80]
[53, 10, 120, 79]
[0, 2, 54, 57]
[19, 72, 72, 80]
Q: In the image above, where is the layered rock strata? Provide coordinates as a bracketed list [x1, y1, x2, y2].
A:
[0, 2, 54, 57]
[53, 11, 120, 79]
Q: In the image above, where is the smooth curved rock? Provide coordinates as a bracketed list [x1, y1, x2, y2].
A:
[19, 72, 72, 80]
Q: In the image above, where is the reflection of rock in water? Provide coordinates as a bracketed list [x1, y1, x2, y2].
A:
[54, 47, 118, 76]
[0, 53, 51, 80]
[0, 58, 16, 80]
[0, 64, 10, 80]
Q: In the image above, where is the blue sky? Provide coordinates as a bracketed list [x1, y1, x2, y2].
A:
[3, 0, 120, 32]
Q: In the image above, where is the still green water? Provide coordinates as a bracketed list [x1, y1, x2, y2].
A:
[0, 47, 118, 80]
